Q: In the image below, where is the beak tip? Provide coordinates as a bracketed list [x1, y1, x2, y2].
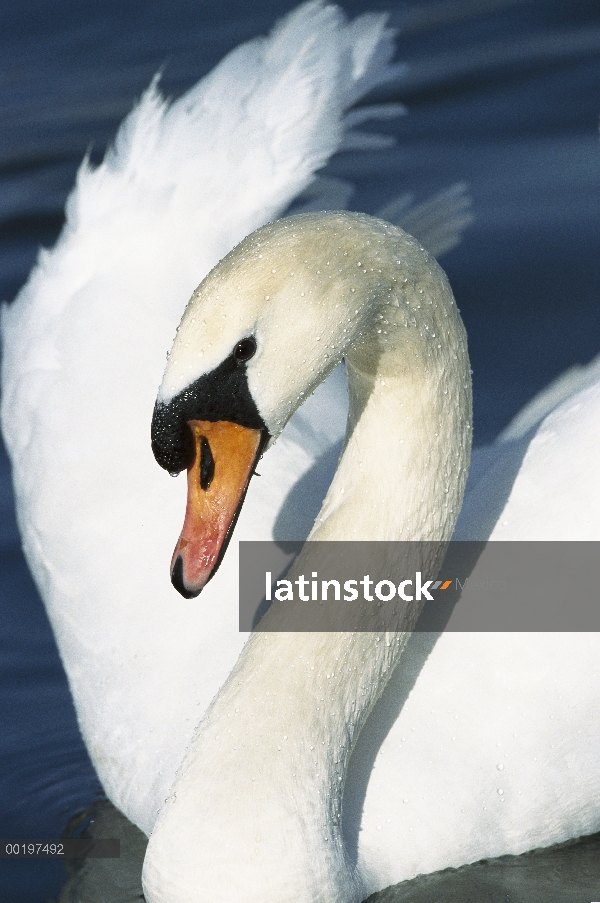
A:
[171, 555, 203, 599]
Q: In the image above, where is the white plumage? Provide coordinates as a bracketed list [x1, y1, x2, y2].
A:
[1, 2, 599, 901]
[0, 0, 405, 842]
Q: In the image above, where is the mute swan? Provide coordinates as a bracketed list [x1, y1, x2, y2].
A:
[2, 2, 600, 902]
[140, 211, 600, 903]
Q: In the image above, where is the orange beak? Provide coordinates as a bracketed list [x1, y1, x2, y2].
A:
[170, 420, 264, 597]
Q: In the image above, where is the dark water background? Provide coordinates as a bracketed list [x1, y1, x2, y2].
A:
[0, 0, 599, 900]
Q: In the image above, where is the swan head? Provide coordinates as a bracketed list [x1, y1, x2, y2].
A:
[152, 211, 470, 596]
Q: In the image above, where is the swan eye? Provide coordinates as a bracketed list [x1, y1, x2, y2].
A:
[233, 336, 256, 363]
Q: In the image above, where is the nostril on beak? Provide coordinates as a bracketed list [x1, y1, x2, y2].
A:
[199, 436, 215, 490]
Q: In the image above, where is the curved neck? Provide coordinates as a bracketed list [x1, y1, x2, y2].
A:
[310, 237, 471, 544]
[143, 222, 472, 903]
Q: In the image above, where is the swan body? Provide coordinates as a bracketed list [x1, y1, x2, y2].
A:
[141, 213, 600, 903]
[455, 352, 600, 540]
[1, 0, 402, 835]
[1, 2, 599, 901]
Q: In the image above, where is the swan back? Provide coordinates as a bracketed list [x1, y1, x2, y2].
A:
[0, 2, 402, 836]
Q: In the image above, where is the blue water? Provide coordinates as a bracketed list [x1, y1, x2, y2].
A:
[1, 1, 599, 900]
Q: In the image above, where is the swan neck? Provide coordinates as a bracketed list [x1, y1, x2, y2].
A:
[310, 251, 471, 544]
